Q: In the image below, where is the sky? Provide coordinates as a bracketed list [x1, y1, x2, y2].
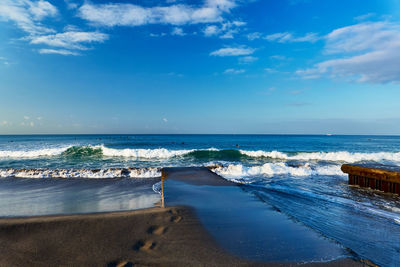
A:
[0, 0, 400, 134]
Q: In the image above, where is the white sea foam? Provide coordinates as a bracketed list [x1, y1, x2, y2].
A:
[0, 167, 161, 179]
[211, 163, 345, 179]
[99, 145, 195, 159]
[152, 181, 162, 194]
[239, 150, 400, 163]
[1, 145, 400, 163]
[0, 146, 72, 158]
[0, 145, 218, 159]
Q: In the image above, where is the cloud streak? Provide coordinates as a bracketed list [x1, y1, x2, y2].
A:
[0, 0, 57, 35]
[78, 0, 237, 27]
[297, 21, 400, 83]
[224, 68, 245, 74]
[210, 46, 254, 56]
[39, 48, 80, 56]
[30, 31, 109, 50]
[265, 32, 320, 43]
[0, 0, 109, 56]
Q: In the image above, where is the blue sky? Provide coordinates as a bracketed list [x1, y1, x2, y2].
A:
[0, 0, 400, 134]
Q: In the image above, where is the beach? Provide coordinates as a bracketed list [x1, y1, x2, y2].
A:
[0, 167, 366, 267]
[0, 206, 247, 267]
[0, 135, 398, 266]
[0, 206, 363, 267]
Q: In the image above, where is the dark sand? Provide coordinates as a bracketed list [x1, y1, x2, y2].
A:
[0, 206, 364, 267]
[0, 168, 369, 266]
[0, 206, 247, 267]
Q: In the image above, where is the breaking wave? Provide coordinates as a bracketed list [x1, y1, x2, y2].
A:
[0, 146, 73, 158]
[0, 167, 161, 179]
[211, 163, 345, 179]
[239, 150, 400, 163]
[0, 145, 399, 163]
[100, 146, 197, 158]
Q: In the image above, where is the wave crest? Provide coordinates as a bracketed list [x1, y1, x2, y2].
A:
[100, 145, 195, 159]
[0, 167, 161, 179]
[0, 146, 72, 158]
[0, 145, 399, 163]
[239, 150, 400, 163]
[211, 163, 345, 179]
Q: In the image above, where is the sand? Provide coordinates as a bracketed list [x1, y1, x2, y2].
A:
[0, 167, 369, 266]
[0, 206, 365, 267]
[0, 206, 248, 267]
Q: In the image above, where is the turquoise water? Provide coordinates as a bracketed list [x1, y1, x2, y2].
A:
[0, 134, 400, 266]
[1, 134, 400, 170]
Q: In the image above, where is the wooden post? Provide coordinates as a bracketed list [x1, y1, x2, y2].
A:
[161, 170, 165, 208]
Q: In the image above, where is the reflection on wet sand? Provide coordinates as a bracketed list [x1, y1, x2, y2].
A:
[0, 178, 161, 217]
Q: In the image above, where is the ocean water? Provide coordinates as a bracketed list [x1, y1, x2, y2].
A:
[0, 134, 400, 266]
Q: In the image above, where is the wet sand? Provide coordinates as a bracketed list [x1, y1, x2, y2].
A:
[0, 168, 368, 266]
[0, 206, 253, 267]
[0, 206, 363, 267]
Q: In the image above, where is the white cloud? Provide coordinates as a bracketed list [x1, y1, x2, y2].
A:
[30, 31, 109, 50]
[203, 25, 220, 36]
[149, 32, 167, 37]
[163, 118, 168, 123]
[297, 21, 400, 83]
[0, 0, 57, 35]
[354, 13, 375, 21]
[0, 1, 109, 56]
[28, 0, 57, 20]
[265, 32, 320, 43]
[224, 68, 245, 74]
[150, 32, 167, 37]
[265, 68, 279, 73]
[39, 49, 79, 56]
[247, 32, 262, 40]
[239, 56, 258, 64]
[78, 0, 237, 27]
[219, 30, 234, 39]
[210, 46, 254, 56]
[24, 116, 30, 120]
[64, 0, 78, 10]
[20, 121, 34, 127]
[171, 27, 186, 36]
[324, 21, 400, 54]
[1, 121, 10, 126]
[203, 20, 245, 38]
[0, 57, 9, 65]
[63, 24, 80, 32]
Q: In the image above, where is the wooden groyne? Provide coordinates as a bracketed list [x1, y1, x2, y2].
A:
[341, 164, 400, 194]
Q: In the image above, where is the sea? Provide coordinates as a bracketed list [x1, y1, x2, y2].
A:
[0, 134, 399, 266]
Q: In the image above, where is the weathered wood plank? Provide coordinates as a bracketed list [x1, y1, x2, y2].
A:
[341, 164, 400, 194]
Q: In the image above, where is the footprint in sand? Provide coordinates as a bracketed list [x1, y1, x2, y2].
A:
[170, 215, 182, 223]
[168, 209, 178, 215]
[133, 240, 157, 252]
[147, 225, 168, 235]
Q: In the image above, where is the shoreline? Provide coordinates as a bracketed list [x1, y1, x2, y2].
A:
[0, 167, 370, 266]
[0, 206, 249, 267]
[0, 206, 363, 267]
